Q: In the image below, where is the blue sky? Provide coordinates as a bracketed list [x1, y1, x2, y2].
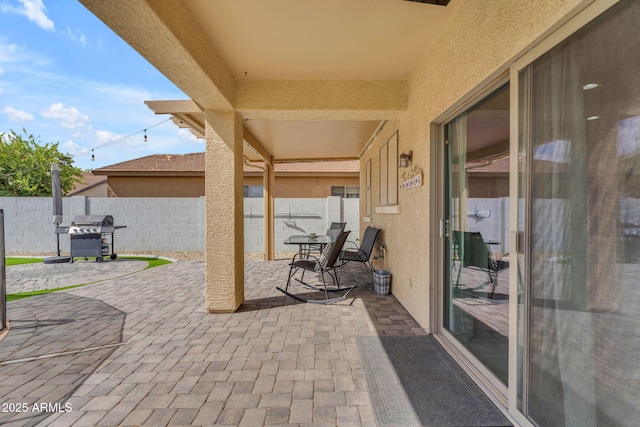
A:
[0, 0, 203, 170]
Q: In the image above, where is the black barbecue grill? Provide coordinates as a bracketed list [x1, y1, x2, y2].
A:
[66, 215, 126, 262]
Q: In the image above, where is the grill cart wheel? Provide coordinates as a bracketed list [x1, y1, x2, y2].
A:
[96, 257, 103, 263]
[110, 254, 117, 260]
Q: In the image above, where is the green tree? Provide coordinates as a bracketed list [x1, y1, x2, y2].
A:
[0, 129, 83, 196]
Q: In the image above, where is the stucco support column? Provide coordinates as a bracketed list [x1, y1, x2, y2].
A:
[204, 110, 244, 313]
[263, 162, 275, 260]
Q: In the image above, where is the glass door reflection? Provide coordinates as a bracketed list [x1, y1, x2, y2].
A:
[443, 84, 510, 384]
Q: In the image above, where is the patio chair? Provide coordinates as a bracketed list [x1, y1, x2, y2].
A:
[307, 222, 347, 255]
[329, 222, 347, 231]
[450, 231, 499, 299]
[339, 226, 381, 275]
[277, 231, 356, 304]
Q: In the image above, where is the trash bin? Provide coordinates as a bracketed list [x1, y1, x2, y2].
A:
[373, 270, 391, 295]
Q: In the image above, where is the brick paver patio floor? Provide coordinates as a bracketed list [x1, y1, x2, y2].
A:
[0, 258, 427, 426]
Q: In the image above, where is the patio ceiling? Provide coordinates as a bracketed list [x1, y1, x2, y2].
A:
[81, 0, 462, 162]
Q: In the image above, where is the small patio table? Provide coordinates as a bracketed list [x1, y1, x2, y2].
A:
[284, 234, 335, 258]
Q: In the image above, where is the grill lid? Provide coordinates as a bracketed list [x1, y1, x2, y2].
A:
[71, 215, 114, 226]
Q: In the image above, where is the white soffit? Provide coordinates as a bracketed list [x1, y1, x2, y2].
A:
[147, 100, 381, 161]
[244, 119, 381, 161]
[183, 0, 460, 80]
[143, 0, 461, 161]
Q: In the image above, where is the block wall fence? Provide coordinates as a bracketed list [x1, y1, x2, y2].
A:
[0, 196, 360, 254]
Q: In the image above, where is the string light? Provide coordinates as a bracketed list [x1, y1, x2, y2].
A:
[0, 118, 172, 181]
[73, 118, 171, 161]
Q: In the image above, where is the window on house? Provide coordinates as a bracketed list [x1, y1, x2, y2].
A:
[243, 185, 263, 198]
[331, 186, 360, 198]
[380, 131, 398, 206]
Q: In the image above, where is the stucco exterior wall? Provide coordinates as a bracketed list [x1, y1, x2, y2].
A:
[70, 182, 108, 197]
[105, 175, 357, 198]
[362, 0, 586, 329]
[244, 176, 359, 198]
[107, 176, 205, 197]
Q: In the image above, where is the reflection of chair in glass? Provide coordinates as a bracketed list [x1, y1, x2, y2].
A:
[340, 226, 381, 275]
[277, 231, 355, 304]
[451, 231, 499, 299]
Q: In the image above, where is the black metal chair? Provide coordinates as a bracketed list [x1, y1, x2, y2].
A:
[339, 226, 381, 276]
[277, 231, 355, 304]
[329, 222, 347, 231]
[450, 231, 500, 299]
[307, 222, 347, 256]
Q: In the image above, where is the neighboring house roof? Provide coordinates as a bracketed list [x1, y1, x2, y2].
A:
[67, 171, 108, 196]
[468, 155, 569, 175]
[92, 153, 359, 177]
[92, 153, 205, 176]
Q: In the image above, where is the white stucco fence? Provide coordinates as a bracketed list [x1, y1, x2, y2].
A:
[0, 196, 360, 254]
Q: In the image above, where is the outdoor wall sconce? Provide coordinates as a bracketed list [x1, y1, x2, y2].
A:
[399, 151, 413, 168]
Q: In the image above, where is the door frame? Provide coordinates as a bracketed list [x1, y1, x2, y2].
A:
[508, 0, 621, 422]
[428, 1, 621, 425]
[430, 71, 511, 408]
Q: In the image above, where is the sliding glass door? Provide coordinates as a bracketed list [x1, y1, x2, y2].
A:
[443, 84, 510, 385]
[516, 1, 640, 424]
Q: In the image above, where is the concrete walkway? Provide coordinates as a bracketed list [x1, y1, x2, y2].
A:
[5, 258, 149, 294]
[0, 258, 427, 426]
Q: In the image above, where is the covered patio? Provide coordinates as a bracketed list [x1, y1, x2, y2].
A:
[77, 0, 456, 315]
[0, 259, 509, 426]
[71, 1, 639, 425]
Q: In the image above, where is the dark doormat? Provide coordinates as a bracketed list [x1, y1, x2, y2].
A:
[357, 335, 512, 427]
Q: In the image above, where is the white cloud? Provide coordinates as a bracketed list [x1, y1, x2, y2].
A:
[178, 128, 203, 143]
[90, 83, 152, 105]
[95, 129, 120, 145]
[71, 130, 88, 139]
[2, 106, 35, 122]
[42, 102, 90, 129]
[0, 41, 52, 75]
[63, 26, 86, 47]
[1, 0, 54, 31]
[94, 129, 145, 150]
[0, 42, 22, 63]
[60, 140, 89, 157]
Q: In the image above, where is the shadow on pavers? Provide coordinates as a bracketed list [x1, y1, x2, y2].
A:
[0, 293, 125, 426]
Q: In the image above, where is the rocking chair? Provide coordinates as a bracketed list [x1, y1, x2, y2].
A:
[277, 231, 355, 304]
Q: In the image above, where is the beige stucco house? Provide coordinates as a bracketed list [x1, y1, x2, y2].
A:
[91, 153, 359, 198]
[80, 0, 640, 425]
[67, 171, 108, 197]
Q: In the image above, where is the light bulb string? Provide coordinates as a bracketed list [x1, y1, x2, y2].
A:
[75, 118, 170, 160]
[0, 118, 172, 179]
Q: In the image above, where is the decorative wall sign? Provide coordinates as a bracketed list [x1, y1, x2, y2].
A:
[400, 165, 423, 190]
